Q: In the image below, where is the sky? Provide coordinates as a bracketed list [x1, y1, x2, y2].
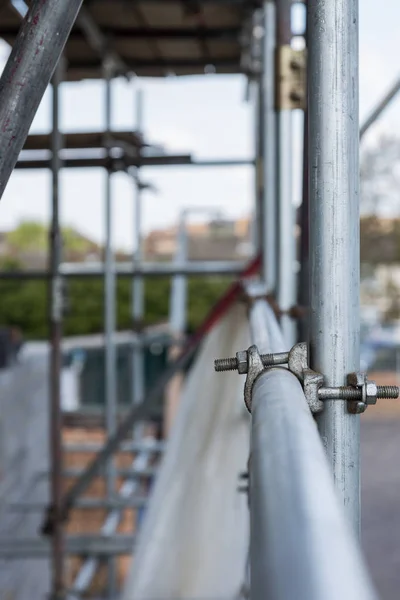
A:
[0, 1, 399, 251]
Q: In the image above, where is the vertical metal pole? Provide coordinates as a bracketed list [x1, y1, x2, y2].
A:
[254, 80, 263, 255]
[103, 59, 117, 597]
[309, 0, 360, 533]
[132, 89, 145, 409]
[261, 0, 277, 292]
[276, 0, 296, 346]
[298, 5, 309, 343]
[170, 212, 188, 335]
[298, 107, 309, 342]
[49, 58, 64, 600]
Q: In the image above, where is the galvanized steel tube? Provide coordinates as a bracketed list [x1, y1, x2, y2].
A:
[104, 63, 117, 497]
[248, 299, 376, 600]
[276, 0, 296, 347]
[60, 260, 245, 277]
[0, 0, 83, 198]
[169, 214, 188, 334]
[103, 62, 117, 597]
[308, 0, 361, 532]
[49, 58, 65, 600]
[132, 89, 145, 409]
[250, 369, 376, 600]
[261, 1, 277, 292]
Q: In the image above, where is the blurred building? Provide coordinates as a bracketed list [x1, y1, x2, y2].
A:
[143, 216, 253, 261]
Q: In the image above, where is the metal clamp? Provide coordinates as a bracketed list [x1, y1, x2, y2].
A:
[215, 342, 399, 415]
[287, 342, 324, 413]
[243, 345, 265, 412]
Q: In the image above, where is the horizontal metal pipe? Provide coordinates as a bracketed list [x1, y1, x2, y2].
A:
[0, 534, 134, 558]
[248, 298, 376, 600]
[15, 155, 254, 170]
[8, 496, 147, 511]
[60, 260, 245, 276]
[63, 441, 164, 453]
[38, 466, 156, 479]
[0, 261, 246, 279]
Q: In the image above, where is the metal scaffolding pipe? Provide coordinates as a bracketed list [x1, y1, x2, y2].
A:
[10, 496, 148, 512]
[261, 1, 277, 292]
[0, 0, 83, 199]
[0, 535, 135, 559]
[0, 261, 246, 280]
[248, 297, 376, 600]
[63, 441, 164, 453]
[308, 0, 361, 531]
[169, 213, 189, 335]
[131, 89, 145, 410]
[254, 79, 263, 254]
[48, 57, 65, 599]
[103, 59, 118, 598]
[276, 0, 296, 347]
[250, 369, 376, 600]
[61, 261, 245, 277]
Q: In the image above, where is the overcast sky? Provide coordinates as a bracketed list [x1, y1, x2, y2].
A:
[0, 1, 399, 250]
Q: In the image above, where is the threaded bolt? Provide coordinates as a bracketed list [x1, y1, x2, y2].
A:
[319, 386, 399, 401]
[377, 386, 399, 399]
[214, 351, 289, 373]
[214, 357, 238, 372]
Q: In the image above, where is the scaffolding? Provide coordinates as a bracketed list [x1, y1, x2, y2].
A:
[0, 0, 399, 599]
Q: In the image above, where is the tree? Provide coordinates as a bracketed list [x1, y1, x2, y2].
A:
[6, 221, 48, 252]
[5, 220, 101, 259]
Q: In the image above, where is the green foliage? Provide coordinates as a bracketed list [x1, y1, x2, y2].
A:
[0, 279, 48, 338]
[0, 273, 230, 339]
[0, 221, 232, 339]
[6, 221, 48, 251]
[5, 220, 99, 255]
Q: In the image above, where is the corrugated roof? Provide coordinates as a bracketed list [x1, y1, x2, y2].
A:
[0, 0, 261, 80]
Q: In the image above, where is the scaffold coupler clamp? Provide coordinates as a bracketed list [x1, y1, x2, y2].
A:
[214, 342, 399, 415]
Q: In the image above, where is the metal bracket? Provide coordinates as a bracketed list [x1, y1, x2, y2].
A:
[244, 345, 265, 412]
[275, 46, 307, 111]
[215, 342, 399, 416]
[288, 342, 324, 414]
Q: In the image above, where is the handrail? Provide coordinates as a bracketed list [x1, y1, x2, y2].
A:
[248, 296, 377, 600]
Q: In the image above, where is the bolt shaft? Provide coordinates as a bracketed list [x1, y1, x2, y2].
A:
[319, 385, 399, 401]
[214, 351, 289, 373]
[377, 386, 399, 399]
[214, 357, 237, 372]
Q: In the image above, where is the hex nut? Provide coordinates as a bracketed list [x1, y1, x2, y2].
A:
[365, 379, 378, 405]
[236, 350, 248, 375]
[347, 372, 367, 414]
[347, 372, 365, 389]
